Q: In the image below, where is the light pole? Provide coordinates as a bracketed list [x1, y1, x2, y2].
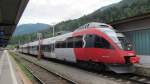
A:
[37, 32, 42, 60]
[51, 23, 55, 37]
[52, 25, 55, 37]
[51, 22, 56, 58]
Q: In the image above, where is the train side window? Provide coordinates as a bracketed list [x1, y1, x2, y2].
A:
[66, 37, 74, 48]
[32, 46, 34, 50]
[45, 45, 48, 51]
[74, 41, 83, 48]
[62, 41, 66, 48]
[41, 45, 43, 50]
[74, 36, 83, 48]
[34, 46, 37, 50]
[42, 45, 50, 51]
[94, 36, 112, 49]
[55, 42, 60, 48]
[55, 41, 66, 48]
[67, 42, 73, 48]
[59, 42, 63, 48]
[47, 45, 50, 51]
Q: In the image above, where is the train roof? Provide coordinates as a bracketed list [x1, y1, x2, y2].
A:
[20, 22, 115, 47]
[42, 32, 73, 45]
[74, 22, 112, 32]
[20, 32, 73, 47]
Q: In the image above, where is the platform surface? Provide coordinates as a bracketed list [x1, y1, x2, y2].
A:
[0, 50, 23, 84]
[138, 55, 150, 64]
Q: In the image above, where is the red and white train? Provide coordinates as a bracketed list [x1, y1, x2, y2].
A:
[19, 22, 139, 73]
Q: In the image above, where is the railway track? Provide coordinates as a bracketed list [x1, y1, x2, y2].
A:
[120, 74, 150, 84]
[94, 70, 150, 84]
[14, 52, 150, 84]
[12, 52, 77, 84]
[25, 65, 45, 84]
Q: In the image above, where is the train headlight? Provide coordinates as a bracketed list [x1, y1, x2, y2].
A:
[130, 56, 140, 63]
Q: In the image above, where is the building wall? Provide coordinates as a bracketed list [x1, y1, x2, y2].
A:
[112, 17, 150, 64]
[113, 17, 150, 55]
[124, 29, 150, 55]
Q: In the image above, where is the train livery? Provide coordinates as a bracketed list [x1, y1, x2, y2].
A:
[19, 22, 139, 73]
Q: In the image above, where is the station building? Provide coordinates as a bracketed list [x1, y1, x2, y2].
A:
[0, 0, 28, 47]
[110, 13, 150, 64]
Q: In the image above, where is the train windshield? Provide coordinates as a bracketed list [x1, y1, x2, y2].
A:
[100, 28, 133, 50]
[117, 33, 133, 50]
[100, 28, 122, 49]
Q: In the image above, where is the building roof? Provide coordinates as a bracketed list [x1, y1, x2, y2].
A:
[110, 12, 150, 25]
[0, 0, 29, 47]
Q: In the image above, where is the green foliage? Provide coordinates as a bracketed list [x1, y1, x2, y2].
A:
[9, 52, 35, 80]
[6, 45, 17, 49]
[10, 0, 150, 45]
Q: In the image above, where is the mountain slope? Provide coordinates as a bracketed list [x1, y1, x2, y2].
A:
[55, 0, 150, 32]
[13, 23, 50, 36]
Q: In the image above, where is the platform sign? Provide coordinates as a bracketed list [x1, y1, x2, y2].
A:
[0, 31, 4, 36]
[0, 39, 4, 44]
[0, 39, 7, 45]
[0, 31, 4, 40]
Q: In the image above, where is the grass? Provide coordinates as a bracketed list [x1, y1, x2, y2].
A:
[8, 51, 34, 81]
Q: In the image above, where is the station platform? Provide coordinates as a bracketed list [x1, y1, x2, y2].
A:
[0, 50, 31, 84]
[138, 55, 150, 64]
[134, 55, 150, 76]
[135, 64, 150, 77]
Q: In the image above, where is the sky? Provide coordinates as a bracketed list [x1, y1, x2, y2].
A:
[19, 0, 121, 25]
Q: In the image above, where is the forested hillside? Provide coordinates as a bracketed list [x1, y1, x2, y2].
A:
[10, 0, 150, 45]
[55, 0, 150, 32]
[14, 23, 50, 36]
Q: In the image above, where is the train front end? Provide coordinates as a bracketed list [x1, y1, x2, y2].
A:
[73, 22, 139, 73]
[102, 28, 140, 73]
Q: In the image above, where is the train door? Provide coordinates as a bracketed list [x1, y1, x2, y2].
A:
[84, 34, 95, 61]
[74, 35, 85, 61]
[95, 35, 116, 63]
[85, 34, 116, 63]
[50, 43, 56, 58]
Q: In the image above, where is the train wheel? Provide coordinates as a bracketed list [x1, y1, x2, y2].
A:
[97, 63, 106, 72]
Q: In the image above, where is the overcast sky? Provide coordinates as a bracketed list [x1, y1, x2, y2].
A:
[19, 0, 121, 25]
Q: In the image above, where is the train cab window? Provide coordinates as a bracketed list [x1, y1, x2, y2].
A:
[94, 36, 112, 49]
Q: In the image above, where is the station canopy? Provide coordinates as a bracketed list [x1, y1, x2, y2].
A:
[0, 0, 28, 47]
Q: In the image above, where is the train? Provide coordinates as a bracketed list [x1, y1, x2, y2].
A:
[19, 22, 139, 73]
